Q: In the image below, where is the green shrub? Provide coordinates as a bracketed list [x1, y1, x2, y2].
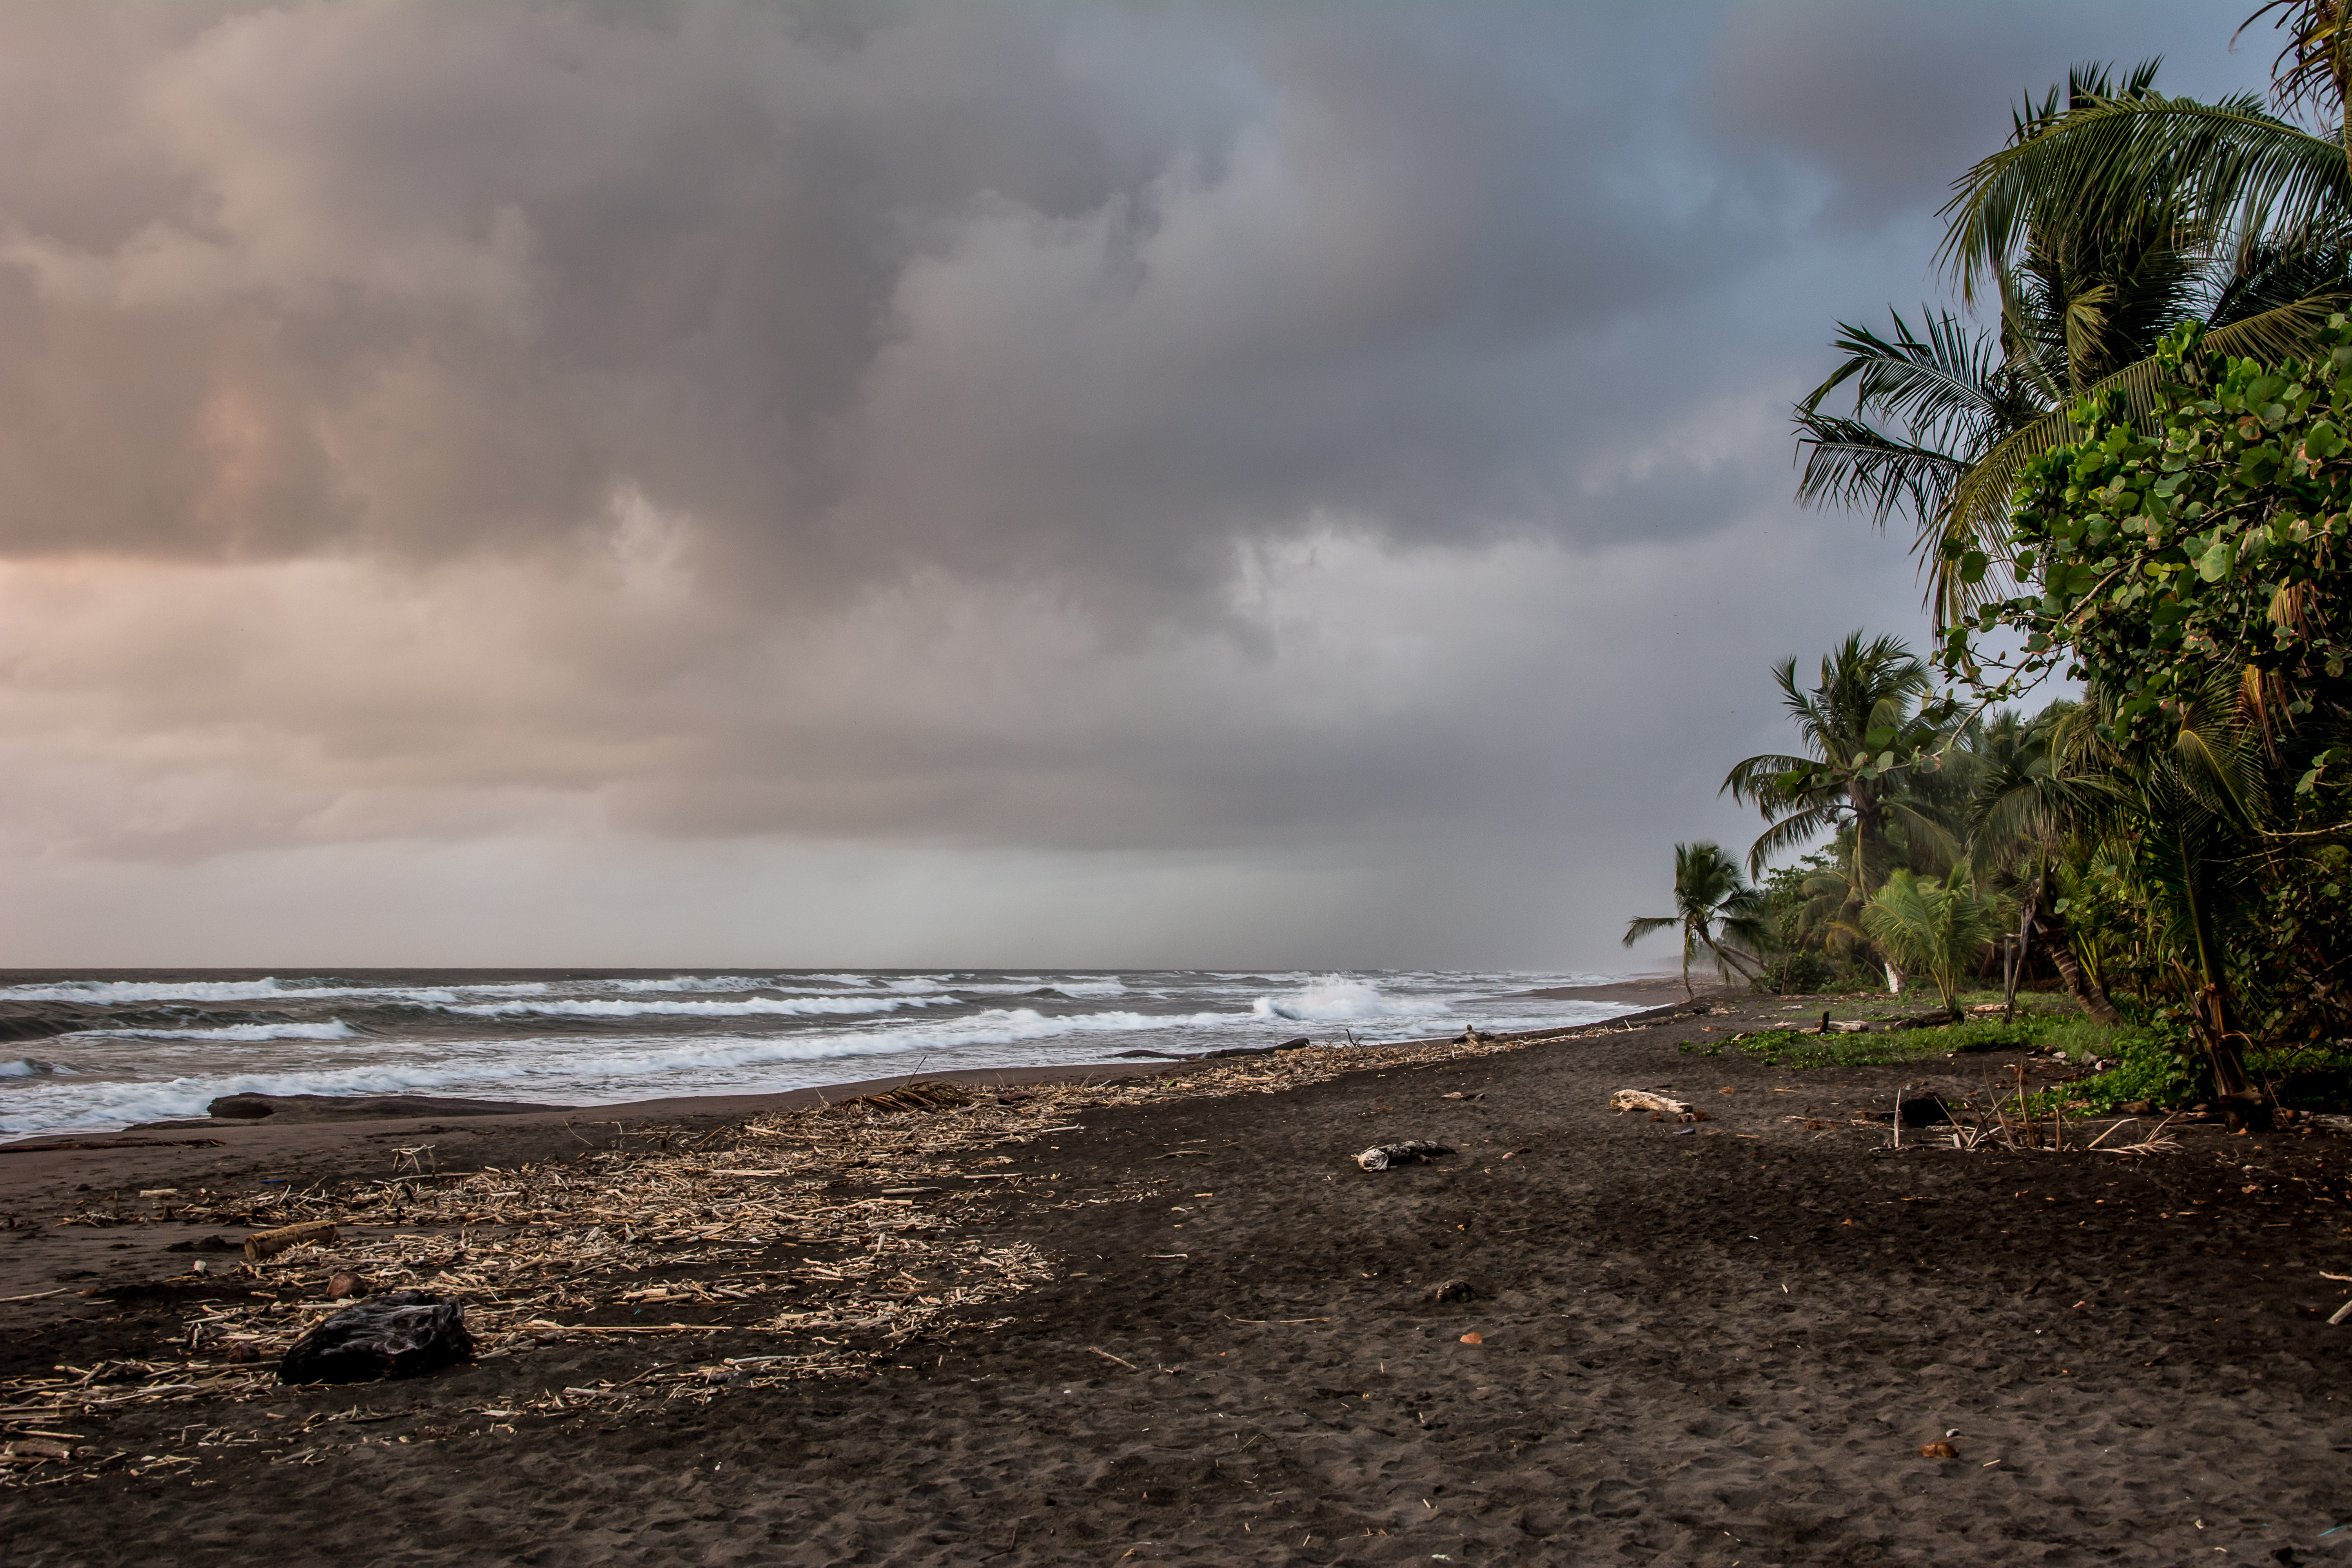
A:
[2067, 1022, 2198, 1109]
[1756, 952, 1837, 994]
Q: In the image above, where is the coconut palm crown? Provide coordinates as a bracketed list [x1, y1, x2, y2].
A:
[1720, 632, 1958, 889]
[1621, 841, 1769, 1000]
[1798, 54, 2352, 629]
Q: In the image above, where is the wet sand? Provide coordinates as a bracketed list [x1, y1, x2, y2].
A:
[6, 995, 2352, 1564]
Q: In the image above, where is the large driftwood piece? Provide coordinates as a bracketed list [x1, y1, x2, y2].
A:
[243, 1219, 339, 1264]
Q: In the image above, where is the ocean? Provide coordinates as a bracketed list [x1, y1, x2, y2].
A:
[0, 968, 1644, 1137]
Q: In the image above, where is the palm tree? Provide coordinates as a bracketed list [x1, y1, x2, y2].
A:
[1721, 632, 1958, 892]
[1800, 55, 2352, 627]
[1966, 701, 2126, 1024]
[1861, 866, 2007, 1017]
[1622, 842, 1770, 1000]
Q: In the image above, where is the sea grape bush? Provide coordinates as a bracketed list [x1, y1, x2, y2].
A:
[1943, 316, 2352, 791]
[1940, 316, 2352, 1065]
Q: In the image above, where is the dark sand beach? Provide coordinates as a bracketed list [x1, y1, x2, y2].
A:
[5, 996, 2350, 1565]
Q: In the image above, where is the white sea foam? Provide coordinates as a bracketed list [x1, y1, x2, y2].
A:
[1250, 976, 1426, 1023]
[0, 1058, 75, 1078]
[872, 1007, 1239, 1050]
[0, 977, 550, 1005]
[442, 995, 944, 1020]
[0, 1029, 963, 1132]
[810, 973, 963, 993]
[73, 1020, 361, 1043]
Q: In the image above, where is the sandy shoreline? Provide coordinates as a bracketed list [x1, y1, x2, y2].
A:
[6, 993, 2349, 1564]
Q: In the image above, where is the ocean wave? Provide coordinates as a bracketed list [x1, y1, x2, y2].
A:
[1250, 976, 1427, 1023]
[873, 1007, 1239, 1051]
[440, 995, 946, 1020]
[72, 1020, 361, 1043]
[0, 977, 550, 1006]
[809, 973, 963, 993]
[0, 1029, 956, 1133]
[0, 1058, 76, 1078]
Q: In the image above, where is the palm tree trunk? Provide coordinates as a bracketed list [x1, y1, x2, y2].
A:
[2021, 878, 2121, 1025]
[2177, 848, 2251, 1098]
[2038, 907, 2123, 1025]
[1850, 784, 1883, 895]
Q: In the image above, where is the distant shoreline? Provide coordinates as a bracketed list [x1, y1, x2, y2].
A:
[1519, 976, 1730, 1004]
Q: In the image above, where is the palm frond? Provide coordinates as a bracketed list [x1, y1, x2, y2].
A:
[1921, 293, 2349, 624]
[1942, 95, 2349, 302]
[1622, 915, 1678, 947]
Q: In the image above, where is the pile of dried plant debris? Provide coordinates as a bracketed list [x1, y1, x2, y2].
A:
[4, 1033, 1535, 1485]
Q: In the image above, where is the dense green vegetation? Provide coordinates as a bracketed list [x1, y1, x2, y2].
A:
[1628, 4, 2352, 1114]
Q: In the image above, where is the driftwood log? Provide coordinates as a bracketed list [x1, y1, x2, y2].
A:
[1610, 1090, 1692, 1116]
[243, 1218, 339, 1264]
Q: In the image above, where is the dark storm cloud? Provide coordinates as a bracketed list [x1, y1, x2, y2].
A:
[0, 3, 1782, 592]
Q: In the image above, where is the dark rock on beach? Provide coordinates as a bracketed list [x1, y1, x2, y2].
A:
[279, 1291, 475, 1385]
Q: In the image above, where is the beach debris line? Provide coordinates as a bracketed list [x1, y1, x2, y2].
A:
[3, 1024, 1560, 1475]
[827, 1082, 973, 1115]
[1356, 1140, 1453, 1171]
[279, 1290, 475, 1385]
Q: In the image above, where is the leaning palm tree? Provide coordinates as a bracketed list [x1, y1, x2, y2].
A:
[1622, 842, 1770, 1000]
[1861, 866, 2007, 1017]
[1721, 632, 1958, 891]
[1802, 50, 2352, 627]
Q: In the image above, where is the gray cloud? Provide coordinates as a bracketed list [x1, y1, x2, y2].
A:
[0, 1, 2281, 966]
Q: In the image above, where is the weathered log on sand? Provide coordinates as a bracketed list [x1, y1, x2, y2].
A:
[243, 1218, 338, 1264]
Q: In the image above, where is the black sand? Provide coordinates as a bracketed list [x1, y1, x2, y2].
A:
[5, 998, 2351, 1564]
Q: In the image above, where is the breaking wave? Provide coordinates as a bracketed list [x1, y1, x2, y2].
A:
[73, 1020, 361, 1043]
[1250, 976, 1426, 1023]
[0, 1058, 76, 1078]
[441, 995, 945, 1020]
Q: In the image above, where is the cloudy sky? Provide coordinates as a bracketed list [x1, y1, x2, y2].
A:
[0, 1, 2277, 970]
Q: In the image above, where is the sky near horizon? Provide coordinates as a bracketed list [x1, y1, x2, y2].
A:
[0, 1, 2280, 971]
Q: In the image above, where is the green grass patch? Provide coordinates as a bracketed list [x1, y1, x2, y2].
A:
[1680, 1008, 2122, 1071]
